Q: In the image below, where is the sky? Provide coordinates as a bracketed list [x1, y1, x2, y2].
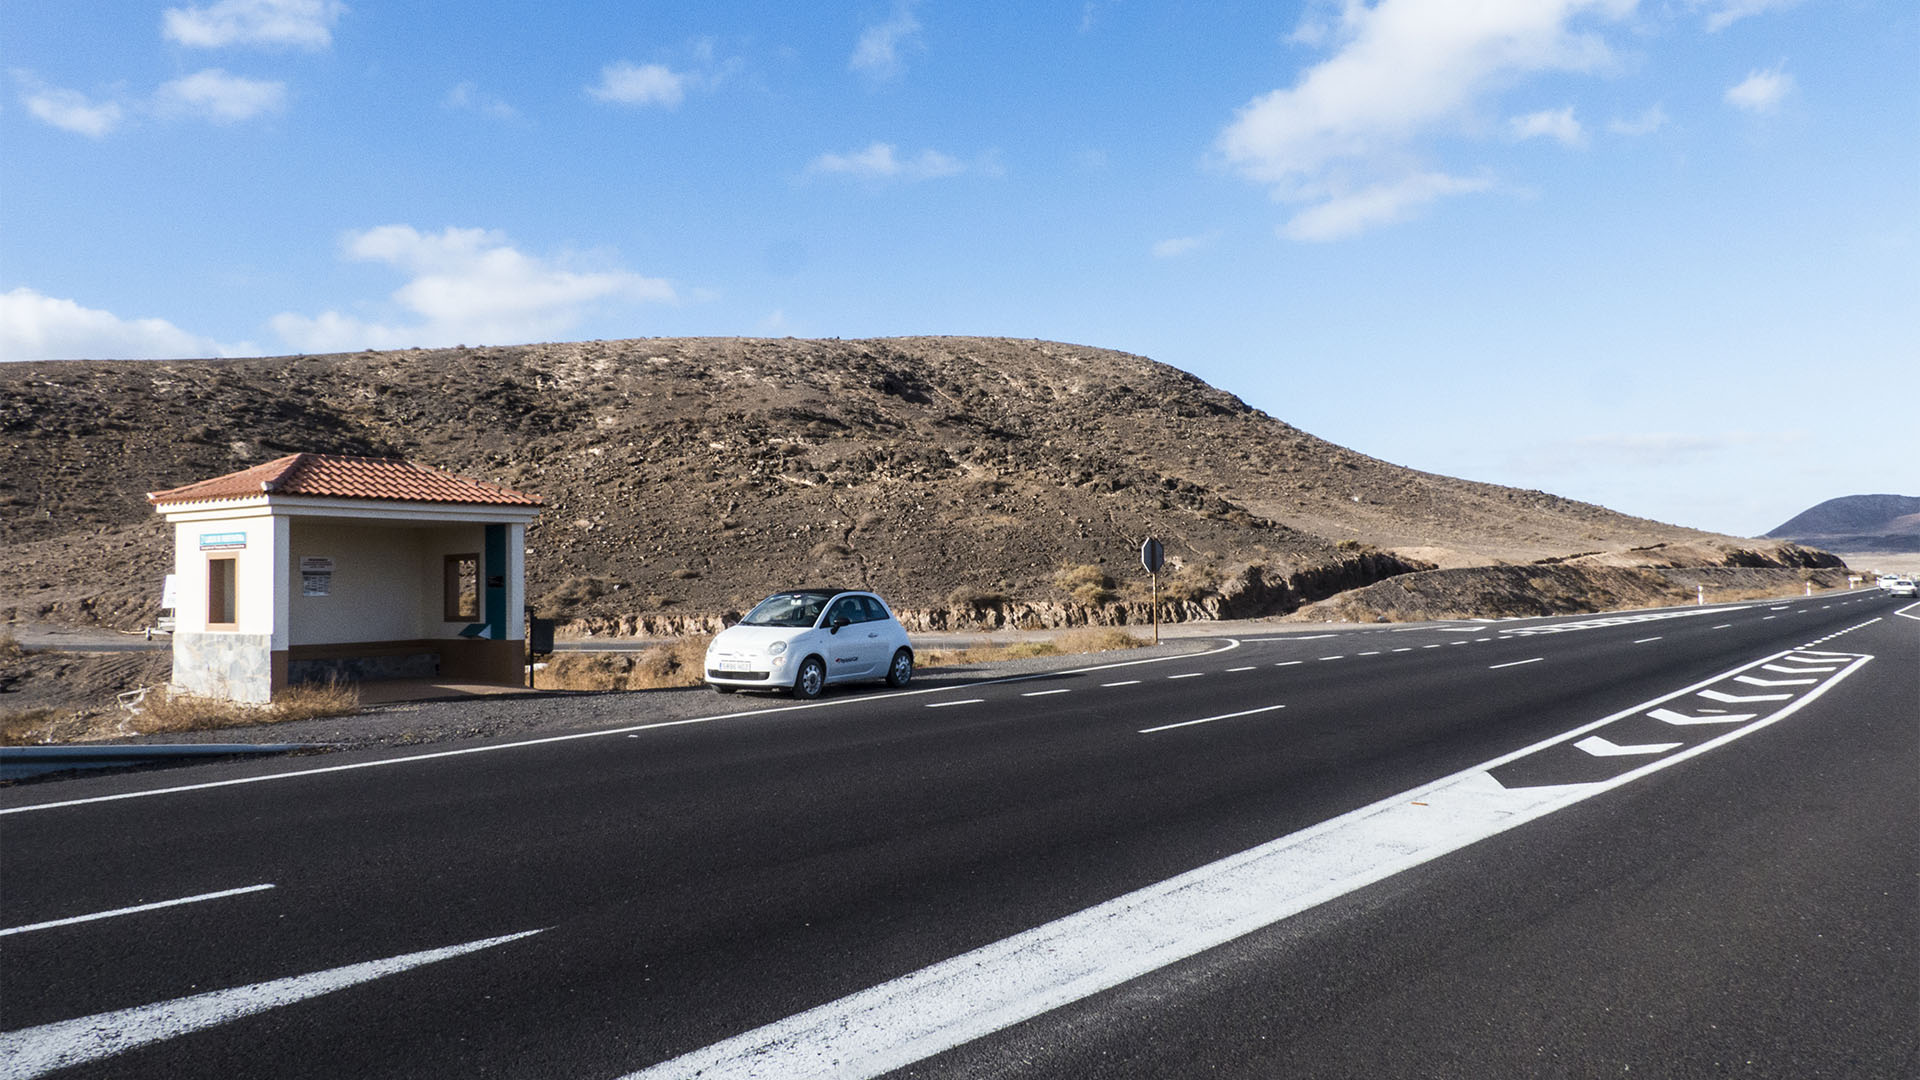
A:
[2, 0, 1915, 538]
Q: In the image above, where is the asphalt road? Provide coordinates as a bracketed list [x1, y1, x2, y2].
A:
[2, 593, 1914, 1079]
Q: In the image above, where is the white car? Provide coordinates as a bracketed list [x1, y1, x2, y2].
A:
[1888, 577, 1918, 598]
[705, 589, 915, 698]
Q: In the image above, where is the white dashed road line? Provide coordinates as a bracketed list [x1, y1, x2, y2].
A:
[1168, 673, 1205, 680]
[1020, 690, 1070, 698]
[925, 699, 983, 709]
[1488, 658, 1543, 670]
[1634, 637, 1662, 644]
[1101, 680, 1140, 688]
[0, 885, 276, 938]
[1139, 703, 1287, 735]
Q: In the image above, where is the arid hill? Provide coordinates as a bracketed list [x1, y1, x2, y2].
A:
[1766, 494, 1920, 554]
[1, 336, 1832, 632]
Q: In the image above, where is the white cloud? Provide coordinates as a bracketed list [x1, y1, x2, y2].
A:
[1607, 104, 1667, 135]
[270, 225, 676, 352]
[1725, 65, 1793, 112]
[1217, 0, 1635, 239]
[850, 1, 923, 81]
[806, 142, 966, 181]
[588, 61, 686, 108]
[1509, 106, 1585, 146]
[162, 0, 346, 50]
[445, 81, 519, 120]
[1282, 172, 1494, 242]
[19, 82, 124, 137]
[1700, 0, 1803, 33]
[1152, 232, 1219, 258]
[156, 68, 286, 122]
[0, 287, 253, 361]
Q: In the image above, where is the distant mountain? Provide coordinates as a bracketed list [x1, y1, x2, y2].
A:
[1765, 494, 1920, 553]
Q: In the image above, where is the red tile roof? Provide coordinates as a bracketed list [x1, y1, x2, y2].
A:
[147, 453, 543, 508]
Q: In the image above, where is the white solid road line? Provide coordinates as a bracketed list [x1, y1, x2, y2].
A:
[0, 930, 546, 1080]
[620, 647, 1871, 1080]
[1488, 658, 1543, 670]
[0, 884, 275, 938]
[1139, 703, 1288, 735]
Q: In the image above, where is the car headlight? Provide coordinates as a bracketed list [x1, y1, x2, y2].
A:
[767, 640, 787, 656]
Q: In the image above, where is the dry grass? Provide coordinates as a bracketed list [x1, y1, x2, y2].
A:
[131, 679, 361, 735]
[540, 635, 713, 691]
[2, 707, 62, 745]
[1053, 563, 1118, 606]
[920, 626, 1148, 669]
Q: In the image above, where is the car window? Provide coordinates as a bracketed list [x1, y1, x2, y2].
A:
[741, 593, 829, 628]
[860, 596, 889, 622]
[827, 598, 863, 626]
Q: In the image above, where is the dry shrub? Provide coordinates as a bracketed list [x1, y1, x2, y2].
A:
[0, 632, 25, 660]
[2, 707, 62, 745]
[946, 586, 1010, 609]
[1053, 563, 1117, 605]
[541, 635, 713, 691]
[535, 575, 624, 617]
[131, 679, 360, 735]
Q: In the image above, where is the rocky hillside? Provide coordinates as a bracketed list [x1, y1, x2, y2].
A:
[1766, 494, 1920, 554]
[0, 336, 1831, 631]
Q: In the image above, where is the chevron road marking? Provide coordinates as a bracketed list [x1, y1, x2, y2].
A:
[1699, 688, 1794, 704]
[1649, 707, 1757, 727]
[1734, 674, 1818, 687]
[1575, 735, 1685, 757]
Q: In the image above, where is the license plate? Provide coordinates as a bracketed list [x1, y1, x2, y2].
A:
[718, 658, 751, 672]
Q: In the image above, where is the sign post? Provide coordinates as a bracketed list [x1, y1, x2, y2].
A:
[1141, 537, 1165, 645]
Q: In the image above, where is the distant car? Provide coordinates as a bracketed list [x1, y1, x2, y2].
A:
[1888, 577, 1918, 598]
[704, 588, 914, 698]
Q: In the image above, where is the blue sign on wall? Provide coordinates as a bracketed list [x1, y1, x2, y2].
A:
[199, 531, 247, 550]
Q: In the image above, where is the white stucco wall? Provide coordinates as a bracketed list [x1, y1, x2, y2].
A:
[287, 522, 488, 646]
[169, 512, 281, 639]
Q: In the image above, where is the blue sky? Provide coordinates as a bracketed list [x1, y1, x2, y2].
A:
[3, 0, 1914, 537]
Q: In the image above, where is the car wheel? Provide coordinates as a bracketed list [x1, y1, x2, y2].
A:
[886, 648, 913, 688]
[793, 657, 826, 699]
[711, 685, 737, 695]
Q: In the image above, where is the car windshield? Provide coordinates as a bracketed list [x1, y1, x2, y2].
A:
[740, 592, 834, 628]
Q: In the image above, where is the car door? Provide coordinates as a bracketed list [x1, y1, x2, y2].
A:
[821, 596, 882, 680]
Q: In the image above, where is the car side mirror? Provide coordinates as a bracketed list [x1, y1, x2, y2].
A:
[830, 616, 850, 632]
